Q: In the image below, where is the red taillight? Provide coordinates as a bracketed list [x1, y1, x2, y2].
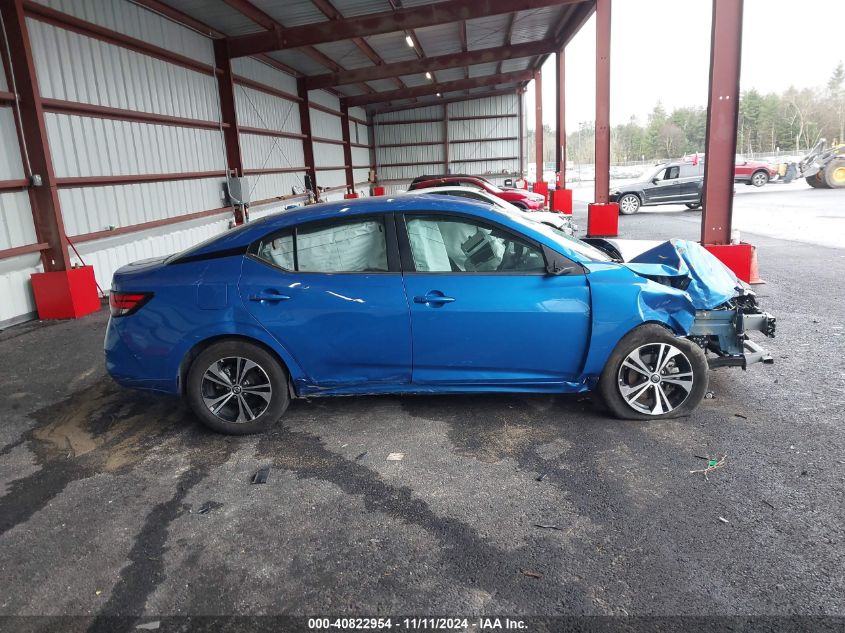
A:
[109, 291, 152, 317]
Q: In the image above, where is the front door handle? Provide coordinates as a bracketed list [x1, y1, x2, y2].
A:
[249, 291, 290, 302]
[414, 292, 455, 305]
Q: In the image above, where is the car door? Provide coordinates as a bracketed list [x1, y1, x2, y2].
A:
[678, 164, 703, 201]
[239, 214, 412, 388]
[644, 166, 681, 204]
[397, 212, 591, 385]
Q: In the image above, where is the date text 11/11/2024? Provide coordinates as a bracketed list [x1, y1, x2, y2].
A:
[307, 617, 528, 630]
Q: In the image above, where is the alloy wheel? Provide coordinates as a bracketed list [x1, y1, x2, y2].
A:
[752, 172, 768, 187]
[619, 194, 640, 214]
[201, 357, 273, 423]
[617, 343, 694, 415]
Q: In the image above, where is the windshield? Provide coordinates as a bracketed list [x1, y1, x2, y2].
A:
[494, 208, 612, 262]
[640, 164, 666, 182]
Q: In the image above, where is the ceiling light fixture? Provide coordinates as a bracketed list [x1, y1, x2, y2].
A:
[425, 71, 432, 80]
[405, 35, 414, 47]
[436, 92, 442, 97]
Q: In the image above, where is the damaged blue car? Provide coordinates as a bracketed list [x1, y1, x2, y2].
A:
[104, 195, 775, 434]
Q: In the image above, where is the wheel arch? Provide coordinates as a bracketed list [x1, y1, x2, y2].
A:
[178, 333, 299, 398]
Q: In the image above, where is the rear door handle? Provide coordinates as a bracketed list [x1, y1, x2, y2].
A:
[414, 293, 455, 305]
[249, 291, 290, 302]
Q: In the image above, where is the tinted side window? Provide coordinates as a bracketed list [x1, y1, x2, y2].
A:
[663, 166, 680, 180]
[406, 215, 545, 273]
[256, 218, 388, 273]
[679, 165, 702, 178]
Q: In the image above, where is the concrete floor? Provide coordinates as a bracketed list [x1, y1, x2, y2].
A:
[1, 186, 844, 628]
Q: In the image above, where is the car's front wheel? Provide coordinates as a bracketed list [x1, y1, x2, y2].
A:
[685, 202, 701, 210]
[186, 340, 289, 434]
[751, 170, 769, 187]
[618, 193, 641, 215]
[598, 325, 708, 420]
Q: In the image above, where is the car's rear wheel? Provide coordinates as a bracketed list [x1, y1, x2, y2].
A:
[685, 202, 701, 210]
[187, 340, 289, 435]
[751, 170, 769, 187]
[618, 193, 641, 215]
[598, 324, 708, 420]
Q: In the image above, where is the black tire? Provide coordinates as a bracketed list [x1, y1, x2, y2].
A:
[597, 324, 708, 421]
[186, 340, 289, 435]
[685, 202, 701, 210]
[806, 172, 828, 189]
[617, 193, 641, 215]
[823, 158, 845, 189]
[750, 170, 769, 187]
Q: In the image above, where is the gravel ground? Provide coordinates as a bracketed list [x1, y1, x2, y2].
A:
[0, 187, 843, 631]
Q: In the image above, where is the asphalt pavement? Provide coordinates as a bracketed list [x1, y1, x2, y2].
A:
[1, 184, 843, 631]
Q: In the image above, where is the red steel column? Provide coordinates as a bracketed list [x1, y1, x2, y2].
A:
[517, 88, 524, 178]
[340, 101, 354, 191]
[534, 68, 543, 182]
[555, 49, 565, 185]
[0, 0, 69, 271]
[297, 77, 318, 199]
[701, 0, 743, 245]
[213, 38, 245, 222]
[586, 0, 617, 236]
[443, 103, 449, 174]
[593, 0, 611, 204]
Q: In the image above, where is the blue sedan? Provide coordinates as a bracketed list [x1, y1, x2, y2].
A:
[105, 195, 775, 434]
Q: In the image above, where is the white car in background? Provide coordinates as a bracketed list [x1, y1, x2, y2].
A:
[407, 186, 576, 236]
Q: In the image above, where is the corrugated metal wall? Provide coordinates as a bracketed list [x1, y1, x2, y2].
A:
[0, 0, 373, 325]
[373, 94, 521, 193]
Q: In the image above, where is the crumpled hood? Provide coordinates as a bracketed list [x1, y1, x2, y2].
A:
[615, 239, 746, 309]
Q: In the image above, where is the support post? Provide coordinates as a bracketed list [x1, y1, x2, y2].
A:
[701, 0, 743, 246]
[555, 49, 565, 185]
[443, 103, 449, 174]
[213, 38, 245, 223]
[534, 68, 543, 185]
[0, 0, 69, 272]
[297, 78, 318, 200]
[517, 88, 524, 180]
[340, 101, 354, 193]
[587, 0, 617, 236]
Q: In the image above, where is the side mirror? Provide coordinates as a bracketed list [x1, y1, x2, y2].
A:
[651, 177, 660, 185]
[543, 246, 580, 276]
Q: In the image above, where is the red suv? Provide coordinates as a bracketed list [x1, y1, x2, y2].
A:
[408, 176, 546, 210]
[734, 156, 778, 187]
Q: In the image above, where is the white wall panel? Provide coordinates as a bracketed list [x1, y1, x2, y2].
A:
[376, 122, 442, 145]
[45, 113, 224, 177]
[71, 215, 232, 292]
[32, 0, 213, 63]
[241, 134, 305, 171]
[318, 169, 347, 190]
[449, 117, 518, 141]
[380, 145, 443, 165]
[450, 140, 517, 161]
[0, 60, 7, 91]
[448, 159, 518, 175]
[28, 19, 219, 122]
[0, 254, 42, 326]
[309, 108, 342, 139]
[0, 192, 37, 250]
[235, 86, 300, 134]
[448, 94, 518, 118]
[351, 146, 370, 167]
[59, 177, 224, 237]
[307, 90, 340, 112]
[381, 163, 442, 181]
[313, 142, 344, 168]
[248, 171, 305, 204]
[349, 106, 367, 121]
[376, 106, 442, 123]
[231, 58, 297, 95]
[0, 108, 25, 181]
[349, 121, 370, 145]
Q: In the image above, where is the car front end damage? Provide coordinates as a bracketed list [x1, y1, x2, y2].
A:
[688, 292, 776, 369]
[583, 237, 776, 370]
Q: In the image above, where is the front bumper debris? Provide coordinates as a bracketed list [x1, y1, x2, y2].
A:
[688, 307, 776, 369]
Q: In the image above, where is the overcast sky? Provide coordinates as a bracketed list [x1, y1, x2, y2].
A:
[524, 0, 845, 131]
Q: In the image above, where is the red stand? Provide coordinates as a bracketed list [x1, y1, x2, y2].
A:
[551, 189, 573, 214]
[343, 192, 360, 199]
[533, 181, 549, 208]
[372, 186, 385, 196]
[31, 266, 101, 320]
[703, 243, 763, 284]
[587, 202, 619, 237]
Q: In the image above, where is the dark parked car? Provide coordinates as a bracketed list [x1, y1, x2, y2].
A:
[610, 161, 704, 215]
[105, 195, 775, 435]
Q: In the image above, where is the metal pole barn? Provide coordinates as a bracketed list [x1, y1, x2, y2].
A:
[534, 68, 543, 181]
[555, 49, 566, 186]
